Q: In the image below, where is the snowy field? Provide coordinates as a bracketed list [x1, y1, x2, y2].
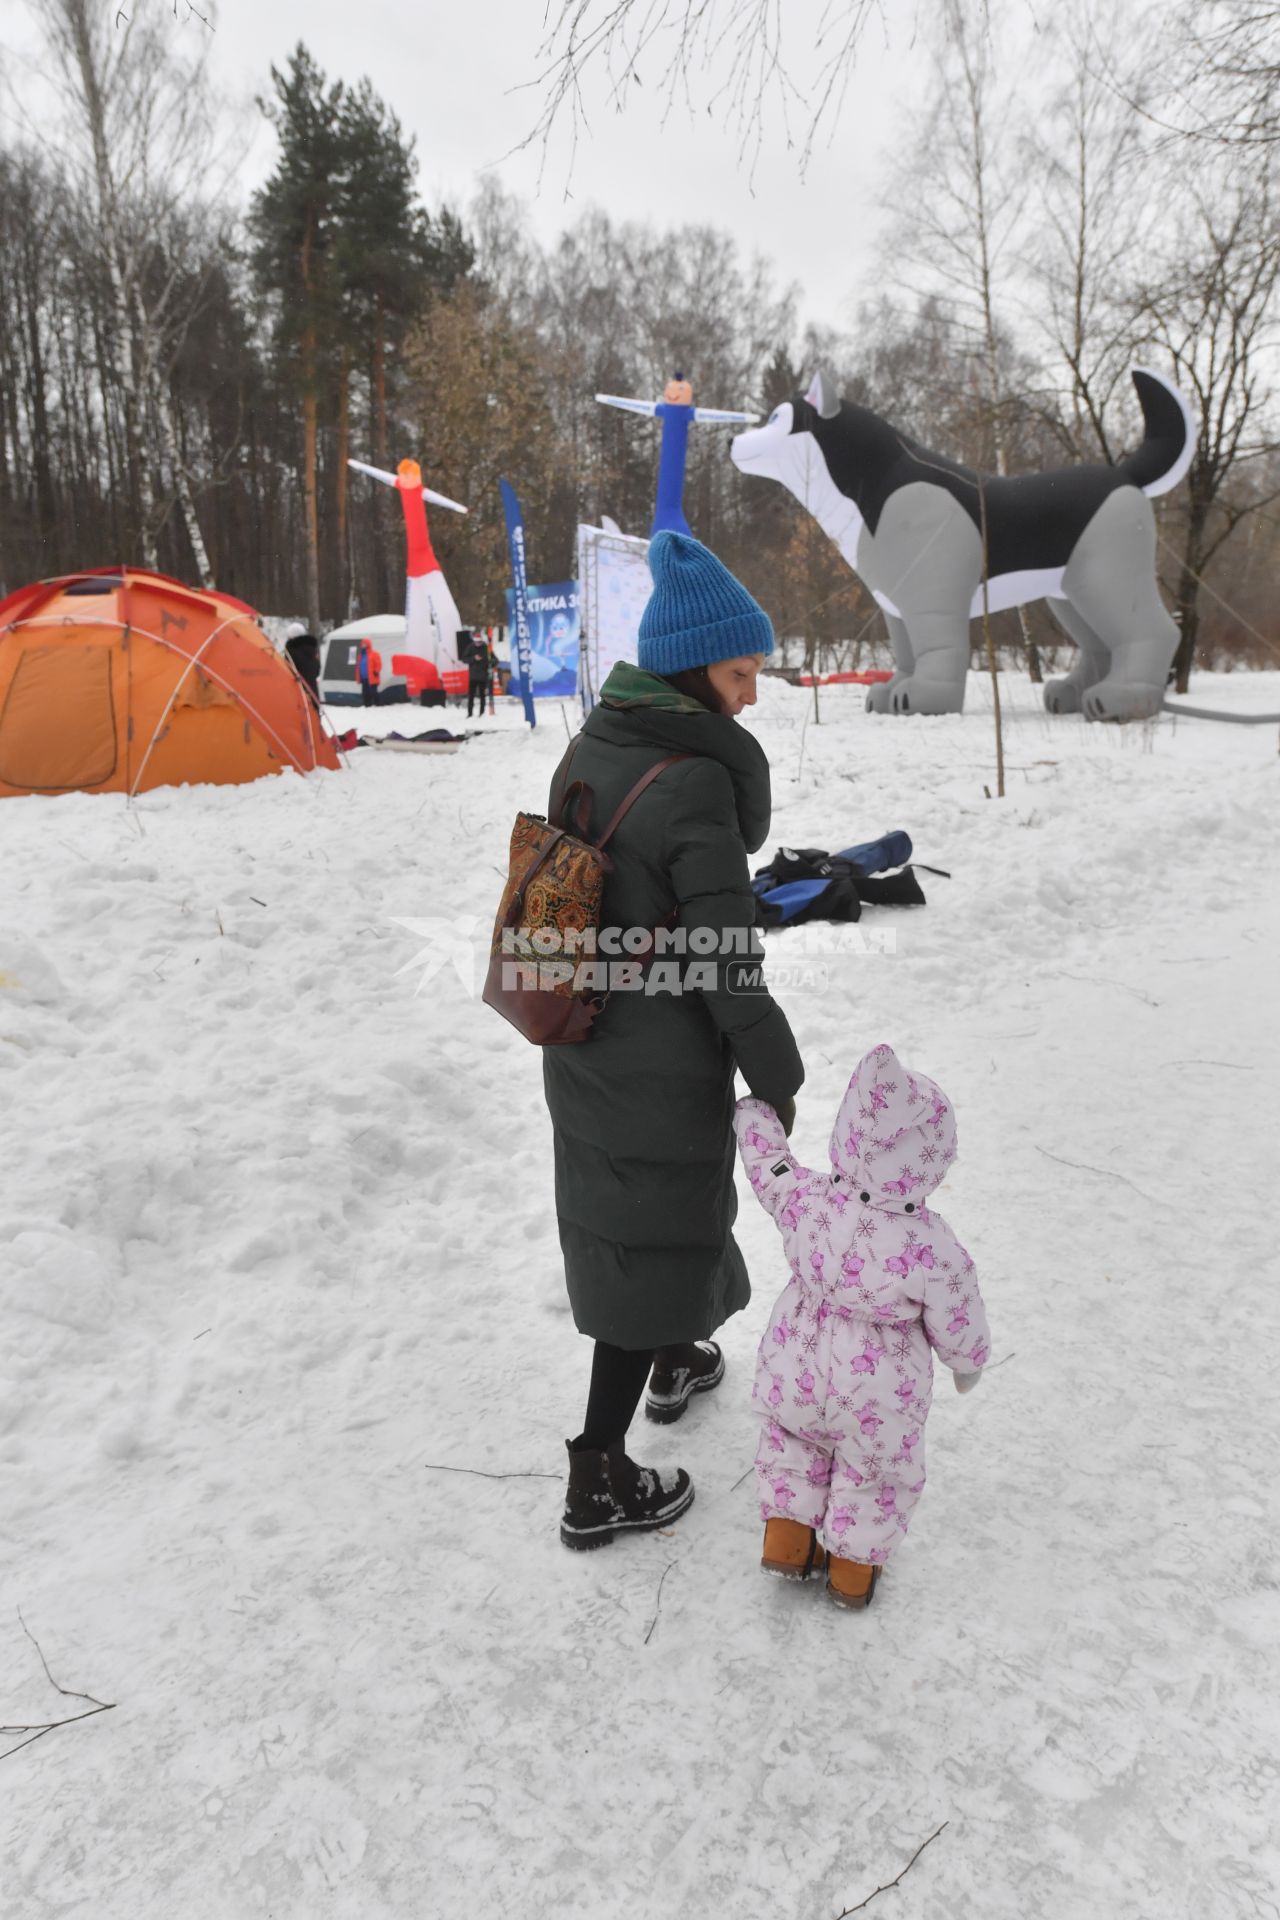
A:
[2, 672, 1278, 1920]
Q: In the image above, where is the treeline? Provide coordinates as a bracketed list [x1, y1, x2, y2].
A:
[1, 0, 1278, 684]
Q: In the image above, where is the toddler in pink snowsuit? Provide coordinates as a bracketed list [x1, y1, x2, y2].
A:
[734, 1042, 991, 1596]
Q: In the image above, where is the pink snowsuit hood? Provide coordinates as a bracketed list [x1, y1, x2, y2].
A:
[830, 1042, 956, 1214]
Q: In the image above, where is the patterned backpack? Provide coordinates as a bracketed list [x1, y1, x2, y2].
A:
[482, 734, 689, 1045]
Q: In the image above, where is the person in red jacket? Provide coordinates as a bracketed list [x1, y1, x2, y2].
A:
[357, 639, 382, 707]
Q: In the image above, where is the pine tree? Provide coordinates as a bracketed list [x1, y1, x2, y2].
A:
[337, 82, 474, 611]
[250, 45, 347, 630]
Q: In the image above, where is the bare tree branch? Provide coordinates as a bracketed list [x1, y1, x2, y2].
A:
[2, 1612, 116, 1763]
[512, 0, 888, 190]
[643, 1559, 679, 1644]
[420, 1462, 562, 1480]
[835, 1821, 949, 1916]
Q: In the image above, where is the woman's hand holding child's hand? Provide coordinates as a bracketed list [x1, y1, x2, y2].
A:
[773, 1096, 796, 1137]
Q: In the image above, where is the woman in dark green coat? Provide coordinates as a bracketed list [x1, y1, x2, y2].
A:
[548, 531, 804, 1549]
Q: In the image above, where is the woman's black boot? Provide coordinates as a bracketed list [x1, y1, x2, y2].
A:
[645, 1341, 725, 1424]
[560, 1438, 694, 1550]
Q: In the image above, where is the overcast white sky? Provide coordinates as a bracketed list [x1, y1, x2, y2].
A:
[5, 0, 953, 338]
[218, 0, 931, 329]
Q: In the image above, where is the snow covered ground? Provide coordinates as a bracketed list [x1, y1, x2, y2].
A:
[2, 673, 1278, 1919]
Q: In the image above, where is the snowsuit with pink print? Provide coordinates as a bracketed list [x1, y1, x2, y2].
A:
[734, 1043, 991, 1566]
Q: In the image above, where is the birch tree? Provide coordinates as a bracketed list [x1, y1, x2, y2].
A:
[1025, 3, 1154, 464]
[1131, 165, 1280, 689]
[892, 0, 1044, 680]
[41, 0, 219, 583]
[1158, 2, 1280, 150]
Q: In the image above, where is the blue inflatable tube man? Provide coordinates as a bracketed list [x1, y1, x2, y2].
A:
[596, 373, 756, 538]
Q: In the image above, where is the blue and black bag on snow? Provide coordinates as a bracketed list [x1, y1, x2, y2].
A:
[751, 832, 944, 928]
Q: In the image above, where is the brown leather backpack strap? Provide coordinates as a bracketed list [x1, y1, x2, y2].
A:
[560, 780, 593, 840]
[595, 753, 692, 852]
[549, 734, 586, 829]
[505, 826, 567, 923]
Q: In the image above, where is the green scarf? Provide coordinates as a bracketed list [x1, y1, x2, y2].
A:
[597, 660, 707, 715]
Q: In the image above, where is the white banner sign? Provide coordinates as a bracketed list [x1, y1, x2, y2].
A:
[576, 524, 652, 709]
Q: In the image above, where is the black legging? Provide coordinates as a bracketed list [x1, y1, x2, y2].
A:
[580, 1339, 703, 1450]
[581, 1343, 653, 1450]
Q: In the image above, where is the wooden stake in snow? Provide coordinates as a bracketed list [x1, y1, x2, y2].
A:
[976, 476, 1005, 799]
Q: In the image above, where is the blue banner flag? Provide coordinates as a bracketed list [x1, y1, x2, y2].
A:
[499, 477, 537, 728]
[504, 578, 580, 698]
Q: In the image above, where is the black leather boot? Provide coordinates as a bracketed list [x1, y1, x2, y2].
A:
[645, 1340, 725, 1424]
[559, 1438, 694, 1550]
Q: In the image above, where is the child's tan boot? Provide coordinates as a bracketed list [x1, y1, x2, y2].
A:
[826, 1555, 881, 1609]
[761, 1517, 825, 1581]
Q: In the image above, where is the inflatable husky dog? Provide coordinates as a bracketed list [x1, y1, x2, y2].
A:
[730, 368, 1195, 721]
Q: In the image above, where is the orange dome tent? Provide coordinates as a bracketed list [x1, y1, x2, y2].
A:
[0, 568, 340, 798]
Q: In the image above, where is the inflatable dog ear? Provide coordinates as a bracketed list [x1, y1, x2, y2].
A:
[805, 369, 841, 419]
[731, 365, 1194, 723]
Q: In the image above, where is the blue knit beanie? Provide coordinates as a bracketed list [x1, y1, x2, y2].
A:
[637, 530, 774, 675]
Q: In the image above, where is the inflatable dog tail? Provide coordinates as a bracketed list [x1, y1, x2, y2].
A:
[1117, 368, 1196, 499]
